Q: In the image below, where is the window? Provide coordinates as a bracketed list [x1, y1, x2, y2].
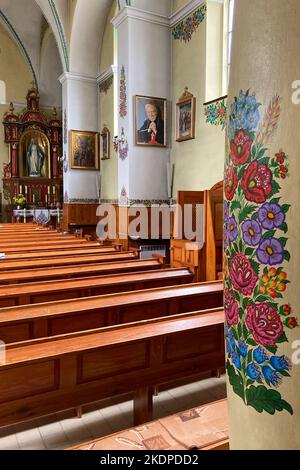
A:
[223, 0, 235, 94]
[0, 80, 6, 104]
[227, 0, 235, 84]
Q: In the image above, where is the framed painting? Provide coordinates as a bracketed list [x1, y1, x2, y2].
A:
[100, 126, 110, 160]
[134, 95, 167, 147]
[176, 87, 196, 142]
[70, 130, 99, 170]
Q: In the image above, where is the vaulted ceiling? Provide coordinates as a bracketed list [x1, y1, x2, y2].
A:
[0, 0, 115, 107]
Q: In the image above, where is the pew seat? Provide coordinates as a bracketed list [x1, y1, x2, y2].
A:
[1, 243, 119, 254]
[0, 309, 225, 428]
[69, 399, 229, 451]
[0, 281, 223, 343]
[1, 246, 118, 261]
[0, 268, 193, 307]
[0, 258, 165, 285]
[0, 251, 138, 271]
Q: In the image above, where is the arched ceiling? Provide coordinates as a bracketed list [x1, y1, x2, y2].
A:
[0, 0, 64, 106]
[70, 0, 113, 76]
[0, 0, 117, 105]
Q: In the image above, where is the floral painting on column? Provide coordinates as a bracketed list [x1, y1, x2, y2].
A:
[224, 90, 298, 416]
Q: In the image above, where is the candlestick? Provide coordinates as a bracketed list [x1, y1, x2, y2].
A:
[57, 207, 60, 225]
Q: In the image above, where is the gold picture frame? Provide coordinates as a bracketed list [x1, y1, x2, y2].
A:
[70, 130, 99, 170]
[176, 87, 196, 142]
[100, 126, 110, 160]
[134, 95, 167, 147]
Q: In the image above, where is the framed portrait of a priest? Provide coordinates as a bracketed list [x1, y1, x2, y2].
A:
[134, 95, 167, 147]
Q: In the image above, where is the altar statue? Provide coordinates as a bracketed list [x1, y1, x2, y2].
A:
[27, 138, 44, 177]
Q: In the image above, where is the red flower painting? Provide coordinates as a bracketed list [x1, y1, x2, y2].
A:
[229, 254, 258, 296]
[241, 161, 273, 203]
[230, 129, 253, 166]
[246, 303, 283, 347]
[225, 166, 238, 201]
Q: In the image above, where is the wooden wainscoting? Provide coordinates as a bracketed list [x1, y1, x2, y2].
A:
[63, 204, 99, 231]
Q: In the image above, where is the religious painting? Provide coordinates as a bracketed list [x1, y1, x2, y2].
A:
[134, 95, 167, 147]
[19, 128, 50, 178]
[176, 87, 196, 142]
[100, 126, 110, 160]
[70, 130, 99, 170]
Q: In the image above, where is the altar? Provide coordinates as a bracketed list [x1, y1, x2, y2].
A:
[12, 209, 63, 226]
[2, 84, 63, 222]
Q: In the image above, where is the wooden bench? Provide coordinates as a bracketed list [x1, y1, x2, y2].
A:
[0, 251, 138, 271]
[0, 281, 223, 343]
[0, 258, 165, 285]
[1, 242, 120, 253]
[1, 246, 119, 261]
[0, 268, 193, 307]
[69, 399, 229, 451]
[0, 309, 225, 428]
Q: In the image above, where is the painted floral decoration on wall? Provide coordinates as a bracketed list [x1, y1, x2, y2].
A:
[224, 90, 298, 416]
[204, 97, 227, 130]
[118, 128, 129, 161]
[120, 185, 128, 206]
[172, 4, 206, 43]
[119, 65, 127, 118]
[64, 109, 67, 145]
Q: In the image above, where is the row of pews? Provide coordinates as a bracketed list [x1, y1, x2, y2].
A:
[0, 223, 228, 450]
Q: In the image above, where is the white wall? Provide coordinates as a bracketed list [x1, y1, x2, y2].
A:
[61, 74, 99, 201]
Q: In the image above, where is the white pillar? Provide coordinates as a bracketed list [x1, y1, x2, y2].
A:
[59, 72, 100, 204]
[112, 5, 171, 204]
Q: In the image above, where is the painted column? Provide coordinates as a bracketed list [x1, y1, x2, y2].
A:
[224, 0, 300, 449]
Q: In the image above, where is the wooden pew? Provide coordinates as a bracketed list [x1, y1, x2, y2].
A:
[0, 309, 225, 428]
[0, 268, 193, 307]
[1, 246, 119, 261]
[0, 251, 138, 271]
[69, 399, 229, 451]
[0, 258, 165, 285]
[0, 241, 118, 253]
[0, 281, 223, 343]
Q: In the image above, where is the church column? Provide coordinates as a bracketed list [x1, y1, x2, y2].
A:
[112, 4, 171, 208]
[59, 73, 100, 229]
[224, 0, 300, 449]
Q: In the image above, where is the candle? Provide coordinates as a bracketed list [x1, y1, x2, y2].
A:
[57, 207, 60, 225]
[19, 185, 22, 194]
[24, 208, 26, 224]
[53, 186, 56, 195]
[45, 194, 48, 205]
[33, 194, 35, 204]
[25, 186, 28, 195]
[48, 186, 50, 195]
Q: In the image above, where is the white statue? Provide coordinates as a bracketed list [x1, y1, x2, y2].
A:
[27, 138, 44, 177]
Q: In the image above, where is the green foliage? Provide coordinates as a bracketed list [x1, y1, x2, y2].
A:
[246, 386, 293, 415]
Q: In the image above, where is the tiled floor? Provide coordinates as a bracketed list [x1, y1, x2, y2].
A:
[0, 375, 226, 451]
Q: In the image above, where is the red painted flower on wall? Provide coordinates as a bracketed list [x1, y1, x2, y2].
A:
[225, 288, 239, 325]
[229, 253, 258, 296]
[225, 166, 238, 201]
[246, 303, 283, 347]
[241, 161, 273, 203]
[230, 129, 253, 165]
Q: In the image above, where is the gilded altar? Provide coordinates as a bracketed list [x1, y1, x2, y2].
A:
[2, 84, 63, 216]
